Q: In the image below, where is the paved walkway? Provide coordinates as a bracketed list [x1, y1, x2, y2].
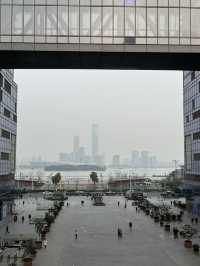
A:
[32, 196, 200, 266]
[0, 195, 200, 266]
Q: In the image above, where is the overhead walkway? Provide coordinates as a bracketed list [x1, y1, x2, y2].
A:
[0, 1, 200, 69]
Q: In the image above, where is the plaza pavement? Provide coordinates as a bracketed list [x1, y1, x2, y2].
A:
[31, 196, 200, 266]
[0, 195, 200, 266]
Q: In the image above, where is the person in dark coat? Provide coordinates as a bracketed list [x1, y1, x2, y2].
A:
[117, 228, 123, 238]
[6, 226, 9, 234]
[129, 221, 133, 231]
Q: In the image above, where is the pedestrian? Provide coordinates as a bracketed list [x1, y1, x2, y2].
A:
[81, 201, 84, 206]
[13, 215, 17, 223]
[129, 221, 133, 231]
[136, 207, 138, 212]
[117, 201, 120, 207]
[124, 203, 127, 208]
[6, 226, 9, 234]
[43, 239, 48, 248]
[195, 217, 198, 224]
[191, 217, 194, 224]
[21, 216, 24, 223]
[22, 201, 24, 206]
[28, 214, 31, 222]
[173, 227, 179, 239]
[117, 228, 123, 239]
[74, 229, 78, 240]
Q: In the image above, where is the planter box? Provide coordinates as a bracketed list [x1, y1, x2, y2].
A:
[184, 240, 192, 248]
[23, 257, 33, 266]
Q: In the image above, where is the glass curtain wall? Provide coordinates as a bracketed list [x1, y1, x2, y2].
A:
[0, 0, 200, 45]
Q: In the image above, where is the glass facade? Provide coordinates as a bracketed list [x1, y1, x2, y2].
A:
[0, 0, 200, 45]
[0, 69, 17, 191]
[184, 71, 200, 182]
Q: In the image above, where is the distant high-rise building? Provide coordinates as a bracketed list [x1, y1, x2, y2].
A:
[95, 155, 104, 166]
[79, 147, 85, 163]
[112, 155, 120, 168]
[150, 156, 157, 168]
[73, 136, 80, 162]
[131, 151, 140, 167]
[92, 124, 98, 162]
[141, 151, 149, 168]
[59, 153, 68, 162]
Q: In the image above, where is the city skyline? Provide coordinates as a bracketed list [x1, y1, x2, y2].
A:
[15, 70, 183, 164]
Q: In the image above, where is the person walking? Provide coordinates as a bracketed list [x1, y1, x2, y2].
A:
[195, 217, 198, 224]
[21, 216, 24, 223]
[43, 239, 48, 248]
[129, 221, 133, 231]
[6, 225, 9, 234]
[117, 201, 120, 207]
[74, 229, 78, 240]
[28, 214, 31, 222]
[117, 228, 123, 239]
[13, 215, 17, 223]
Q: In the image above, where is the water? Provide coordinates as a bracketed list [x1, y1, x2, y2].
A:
[15, 167, 174, 183]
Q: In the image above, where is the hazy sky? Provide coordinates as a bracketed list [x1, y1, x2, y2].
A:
[15, 70, 183, 163]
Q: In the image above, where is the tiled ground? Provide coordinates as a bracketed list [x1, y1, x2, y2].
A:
[32, 196, 200, 266]
[0, 195, 200, 266]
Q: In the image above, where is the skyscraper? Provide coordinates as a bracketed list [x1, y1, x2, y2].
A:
[131, 151, 140, 167]
[141, 151, 149, 168]
[112, 155, 120, 168]
[73, 136, 80, 162]
[92, 124, 98, 162]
